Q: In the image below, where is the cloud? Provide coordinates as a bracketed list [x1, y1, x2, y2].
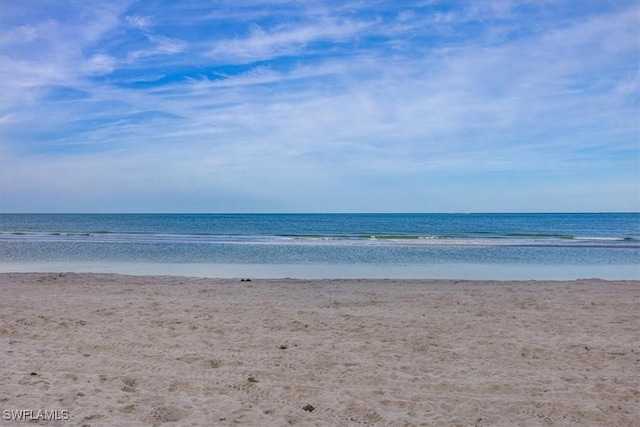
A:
[126, 33, 187, 61]
[84, 54, 117, 75]
[0, 2, 128, 107]
[126, 14, 152, 29]
[207, 18, 374, 63]
[0, 20, 56, 45]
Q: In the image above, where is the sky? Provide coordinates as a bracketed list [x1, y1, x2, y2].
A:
[0, 0, 638, 213]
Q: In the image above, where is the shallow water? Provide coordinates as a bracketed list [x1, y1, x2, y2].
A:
[1, 213, 638, 279]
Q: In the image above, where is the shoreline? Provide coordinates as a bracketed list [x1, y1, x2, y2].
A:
[2, 261, 639, 281]
[2, 271, 640, 282]
[1, 273, 638, 426]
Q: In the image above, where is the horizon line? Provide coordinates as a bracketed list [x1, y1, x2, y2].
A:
[1, 211, 638, 215]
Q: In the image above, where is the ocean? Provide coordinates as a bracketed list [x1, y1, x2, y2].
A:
[1, 213, 638, 280]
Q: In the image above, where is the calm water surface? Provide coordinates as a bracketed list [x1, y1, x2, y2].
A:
[1, 213, 638, 279]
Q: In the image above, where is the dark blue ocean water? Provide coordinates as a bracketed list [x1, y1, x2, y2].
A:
[1, 213, 638, 279]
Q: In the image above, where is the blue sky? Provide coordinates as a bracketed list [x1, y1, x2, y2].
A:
[1, 0, 638, 213]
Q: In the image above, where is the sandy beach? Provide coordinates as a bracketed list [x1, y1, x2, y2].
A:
[0, 273, 638, 426]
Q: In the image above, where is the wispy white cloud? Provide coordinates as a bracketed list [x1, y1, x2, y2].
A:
[127, 33, 187, 61]
[207, 18, 375, 63]
[84, 54, 118, 75]
[125, 14, 152, 29]
[0, 20, 56, 45]
[0, 1, 129, 107]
